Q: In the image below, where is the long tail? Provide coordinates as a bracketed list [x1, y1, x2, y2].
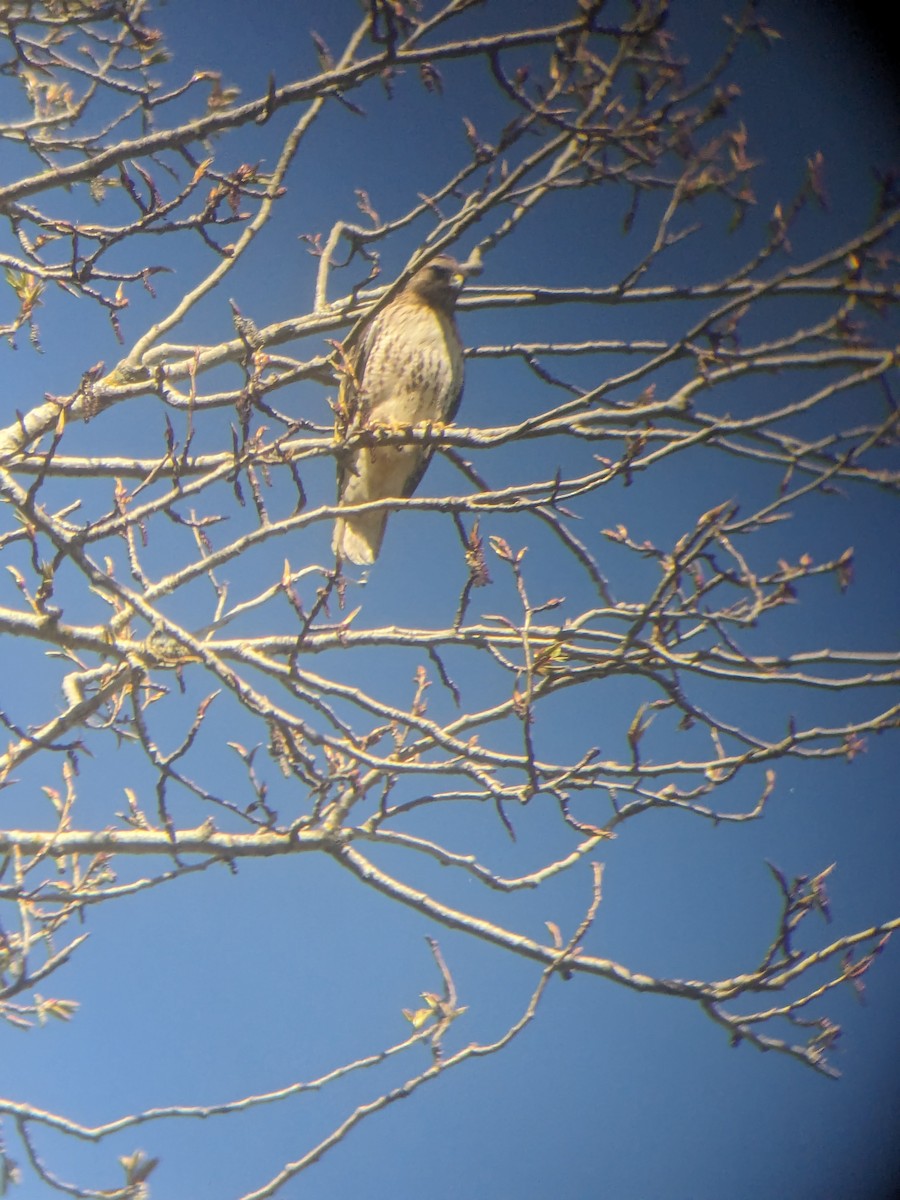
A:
[332, 511, 388, 564]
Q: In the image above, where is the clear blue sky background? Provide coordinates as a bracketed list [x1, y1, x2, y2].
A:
[3, 2, 898, 1198]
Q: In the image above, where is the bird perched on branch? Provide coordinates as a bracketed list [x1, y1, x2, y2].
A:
[332, 255, 470, 565]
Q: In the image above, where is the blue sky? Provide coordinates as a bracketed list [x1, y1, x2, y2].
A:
[2, 2, 898, 1198]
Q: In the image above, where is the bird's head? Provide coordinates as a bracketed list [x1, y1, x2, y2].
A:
[406, 255, 471, 311]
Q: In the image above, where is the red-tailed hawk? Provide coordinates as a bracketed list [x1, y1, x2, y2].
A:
[332, 255, 469, 564]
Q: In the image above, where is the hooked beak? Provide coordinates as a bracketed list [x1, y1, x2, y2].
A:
[452, 256, 482, 288]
